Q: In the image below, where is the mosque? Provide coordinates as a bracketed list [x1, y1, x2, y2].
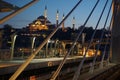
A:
[27, 6, 55, 31]
[25, 6, 75, 32]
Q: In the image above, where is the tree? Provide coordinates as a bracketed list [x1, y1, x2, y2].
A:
[3, 24, 12, 34]
[2, 24, 13, 48]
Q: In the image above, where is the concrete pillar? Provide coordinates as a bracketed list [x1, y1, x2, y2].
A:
[112, 0, 120, 63]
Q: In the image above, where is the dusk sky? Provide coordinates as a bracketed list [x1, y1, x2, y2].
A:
[0, 0, 112, 29]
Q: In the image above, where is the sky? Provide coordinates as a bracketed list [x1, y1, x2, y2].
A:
[0, 0, 112, 29]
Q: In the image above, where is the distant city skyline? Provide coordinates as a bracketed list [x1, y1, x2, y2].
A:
[0, 0, 112, 29]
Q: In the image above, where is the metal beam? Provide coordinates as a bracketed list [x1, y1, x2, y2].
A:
[0, 0, 39, 24]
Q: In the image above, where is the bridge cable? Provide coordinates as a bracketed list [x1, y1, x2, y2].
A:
[105, 2, 118, 65]
[90, 0, 112, 73]
[100, 8, 113, 69]
[50, 0, 86, 79]
[9, 0, 83, 80]
[100, 9, 113, 68]
[72, 0, 109, 80]
[50, 0, 100, 80]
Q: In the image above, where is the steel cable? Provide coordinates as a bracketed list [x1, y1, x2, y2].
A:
[72, 0, 109, 80]
[50, 1, 84, 80]
[9, 0, 83, 80]
[51, 0, 100, 80]
[91, 0, 112, 73]
[100, 9, 113, 68]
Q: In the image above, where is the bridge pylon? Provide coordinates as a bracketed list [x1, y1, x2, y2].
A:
[112, 0, 120, 63]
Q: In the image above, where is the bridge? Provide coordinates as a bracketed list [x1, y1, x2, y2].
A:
[0, 0, 120, 80]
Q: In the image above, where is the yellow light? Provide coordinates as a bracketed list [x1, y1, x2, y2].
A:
[42, 25, 45, 26]
[32, 24, 35, 27]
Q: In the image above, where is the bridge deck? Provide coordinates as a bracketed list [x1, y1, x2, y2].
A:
[1, 56, 116, 80]
[79, 63, 116, 80]
[0, 56, 92, 75]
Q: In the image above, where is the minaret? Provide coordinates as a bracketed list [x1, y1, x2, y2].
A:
[44, 5, 47, 18]
[72, 16, 75, 30]
[62, 14, 65, 31]
[56, 10, 59, 27]
[44, 6, 47, 26]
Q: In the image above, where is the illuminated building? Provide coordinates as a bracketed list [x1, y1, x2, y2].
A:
[28, 16, 51, 31]
[27, 6, 55, 31]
